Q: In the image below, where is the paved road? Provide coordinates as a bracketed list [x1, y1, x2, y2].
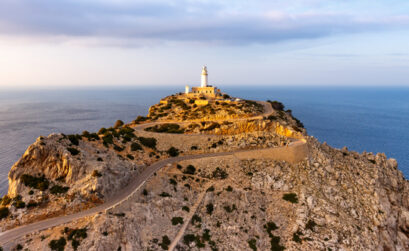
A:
[0, 101, 290, 246]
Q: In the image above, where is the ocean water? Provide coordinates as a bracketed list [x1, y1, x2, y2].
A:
[0, 87, 408, 195]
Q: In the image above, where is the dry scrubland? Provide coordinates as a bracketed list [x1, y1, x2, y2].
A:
[0, 95, 408, 251]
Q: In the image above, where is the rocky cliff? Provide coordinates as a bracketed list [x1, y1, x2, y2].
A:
[0, 95, 408, 251]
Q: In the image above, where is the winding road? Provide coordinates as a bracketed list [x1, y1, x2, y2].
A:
[0, 101, 304, 247]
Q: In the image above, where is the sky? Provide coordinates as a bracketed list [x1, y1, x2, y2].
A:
[1, 0, 409, 88]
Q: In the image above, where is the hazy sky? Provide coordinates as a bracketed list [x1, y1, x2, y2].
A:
[1, 0, 409, 88]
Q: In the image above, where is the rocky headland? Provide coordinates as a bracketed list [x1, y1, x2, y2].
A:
[0, 93, 407, 251]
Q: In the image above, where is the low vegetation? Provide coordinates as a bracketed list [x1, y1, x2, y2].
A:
[20, 174, 50, 191]
[0, 207, 10, 219]
[248, 238, 257, 251]
[138, 137, 157, 149]
[183, 165, 196, 175]
[145, 123, 184, 134]
[159, 235, 171, 250]
[67, 147, 80, 156]
[282, 193, 298, 204]
[171, 217, 184, 225]
[264, 221, 285, 251]
[167, 147, 180, 157]
[50, 185, 69, 195]
[48, 237, 67, 251]
[212, 167, 228, 179]
[130, 142, 142, 151]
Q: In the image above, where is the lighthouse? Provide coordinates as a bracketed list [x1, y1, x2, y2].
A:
[201, 66, 208, 87]
[185, 66, 221, 98]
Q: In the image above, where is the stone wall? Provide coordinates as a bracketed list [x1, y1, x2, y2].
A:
[234, 140, 309, 164]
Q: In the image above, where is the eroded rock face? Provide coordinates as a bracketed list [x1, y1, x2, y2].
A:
[2, 133, 143, 230]
[10, 137, 409, 251]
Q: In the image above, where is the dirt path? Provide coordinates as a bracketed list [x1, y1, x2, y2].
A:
[168, 181, 215, 251]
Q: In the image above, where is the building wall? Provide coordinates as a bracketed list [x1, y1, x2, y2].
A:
[194, 100, 209, 105]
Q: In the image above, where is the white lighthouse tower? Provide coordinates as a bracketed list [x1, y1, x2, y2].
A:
[201, 66, 208, 87]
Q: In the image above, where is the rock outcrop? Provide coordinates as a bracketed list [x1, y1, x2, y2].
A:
[0, 94, 408, 251]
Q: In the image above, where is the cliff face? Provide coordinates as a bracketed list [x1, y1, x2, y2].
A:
[3, 133, 142, 230]
[10, 137, 408, 251]
[1, 95, 408, 251]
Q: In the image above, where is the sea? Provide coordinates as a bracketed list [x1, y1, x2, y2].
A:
[0, 87, 408, 196]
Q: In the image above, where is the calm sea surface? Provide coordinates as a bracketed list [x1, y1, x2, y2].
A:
[0, 87, 408, 195]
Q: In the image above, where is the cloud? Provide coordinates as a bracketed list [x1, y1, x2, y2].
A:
[0, 0, 408, 46]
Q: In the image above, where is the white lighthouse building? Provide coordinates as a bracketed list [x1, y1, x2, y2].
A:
[185, 66, 220, 98]
[201, 66, 208, 87]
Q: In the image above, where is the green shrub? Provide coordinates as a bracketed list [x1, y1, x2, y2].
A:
[98, 127, 108, 134]
[305, 220, 317, 231]
[264, 221, 278, 236]
[183, 165, 196, 175]
[114, 120, 124, 129]
[127, 154, 134, 160]
[27, 200, 38, 208]
[159, 235, 171, 250]
[67, 134, 80, 146]
[134, 116, 148, 123]
[82, 131, 99, 141]
[1, 195, 11, 206]
[206, 203, 214, 215]
[20, 174, 49, 191]
[97, 157, 103, 161]
[142, 189, 148, 196]
[267, 115, 277, 120]
[226, 186, 233, 192]
[292, 231, 302, 243]
[113, 144, 124, 152]
[206, 186, 215, 192]
[171, 217, 184, 225]
[15, 244, 23, 250]
[167, 147, 179, 157]
[263, 221, 285, 251]
[72, 239, 80, 250]
[67, 147, 80, 156]
[28, 190, 34, 195]
[282, 193, 298, 204]
[183, 234, 196, 245]
[169, 179, 177, 186]
[270, 234, 285, 251]
[92, 170, 102, 177]
[13, 200, 25, 209]
[223, 204, 236, 213]
[50, 185, 69, 195]
[159, 192, 171, 197]
[130, 142, 142, 151]
[0, 207, 9, 219]
[145, 123, 184, 134]
[212, 168, 228, 179]
[192, 214, 202, 224]
[248, 238, 257, 251]
[102, 134, 114, 145]
[182, 206, 189, 212]
[223, 94, 230, 99]
[49, 237, 67, 251]
[138, 137, 157, 149]
[67, 228, 87, 241]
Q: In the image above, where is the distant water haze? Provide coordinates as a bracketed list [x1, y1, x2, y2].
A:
[0, 87, 408, 195]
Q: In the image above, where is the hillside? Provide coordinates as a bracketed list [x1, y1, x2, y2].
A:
[0, 94, 408, 251]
